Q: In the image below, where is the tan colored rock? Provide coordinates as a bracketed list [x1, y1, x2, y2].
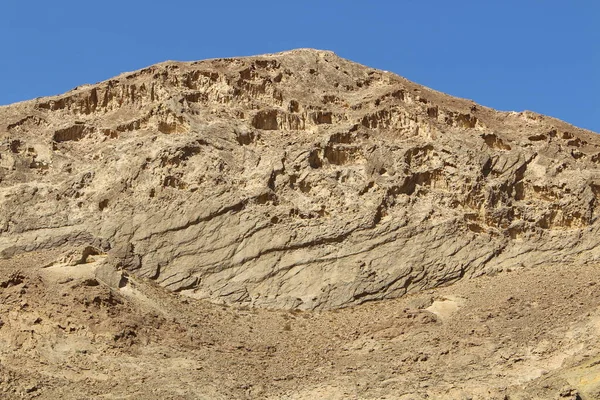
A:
[1, 231, 600, 399]
[94, 262, 127, 289]
[1, 49, 599, 310]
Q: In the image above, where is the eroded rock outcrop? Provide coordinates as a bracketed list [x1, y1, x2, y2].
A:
[1, 49, 599, 309]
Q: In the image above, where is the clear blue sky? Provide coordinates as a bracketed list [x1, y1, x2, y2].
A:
[1, 1, 598, 132]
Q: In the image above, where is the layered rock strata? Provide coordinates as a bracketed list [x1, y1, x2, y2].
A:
[1, 49, 599, 309]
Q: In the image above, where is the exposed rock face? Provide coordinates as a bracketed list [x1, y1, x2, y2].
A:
[1, 49, 599, 310]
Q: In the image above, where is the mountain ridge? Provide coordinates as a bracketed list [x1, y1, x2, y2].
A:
[1, 48, 599, 310]
[3, 49, 595, 137]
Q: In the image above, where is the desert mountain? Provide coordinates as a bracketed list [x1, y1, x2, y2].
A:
[1, 48, 599, 311]
[2, 49, 600, 399]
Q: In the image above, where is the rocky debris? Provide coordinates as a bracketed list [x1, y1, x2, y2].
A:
[0, 250, 599, 399]
[42, 245, 104, 268]
[1, 49, 599, 311]
[94, 262, 128, 289]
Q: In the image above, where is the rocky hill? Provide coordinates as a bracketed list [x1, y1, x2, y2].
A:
[1, 48, 599, 311]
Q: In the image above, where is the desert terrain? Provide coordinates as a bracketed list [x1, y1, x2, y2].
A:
[1, 49, 599, 399]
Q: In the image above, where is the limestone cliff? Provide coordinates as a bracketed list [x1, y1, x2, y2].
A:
[1, 49, 599, 309]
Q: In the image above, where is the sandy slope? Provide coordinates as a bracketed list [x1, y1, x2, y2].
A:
[1, 248, 598, 399]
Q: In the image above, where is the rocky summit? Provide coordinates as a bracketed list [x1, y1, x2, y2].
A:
[1, 48, 599, 310]
[2, 49, 600, 399]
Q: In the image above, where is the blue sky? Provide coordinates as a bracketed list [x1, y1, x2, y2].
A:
[1, 1, 598, 132]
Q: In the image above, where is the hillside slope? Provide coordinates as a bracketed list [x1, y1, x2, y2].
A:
[1, 250, 599, 399]
[1, 49, 599, 310]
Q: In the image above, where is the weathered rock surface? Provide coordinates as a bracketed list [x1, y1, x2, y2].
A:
[2, 252, 600, 399]
[1, 48, 599, 310]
